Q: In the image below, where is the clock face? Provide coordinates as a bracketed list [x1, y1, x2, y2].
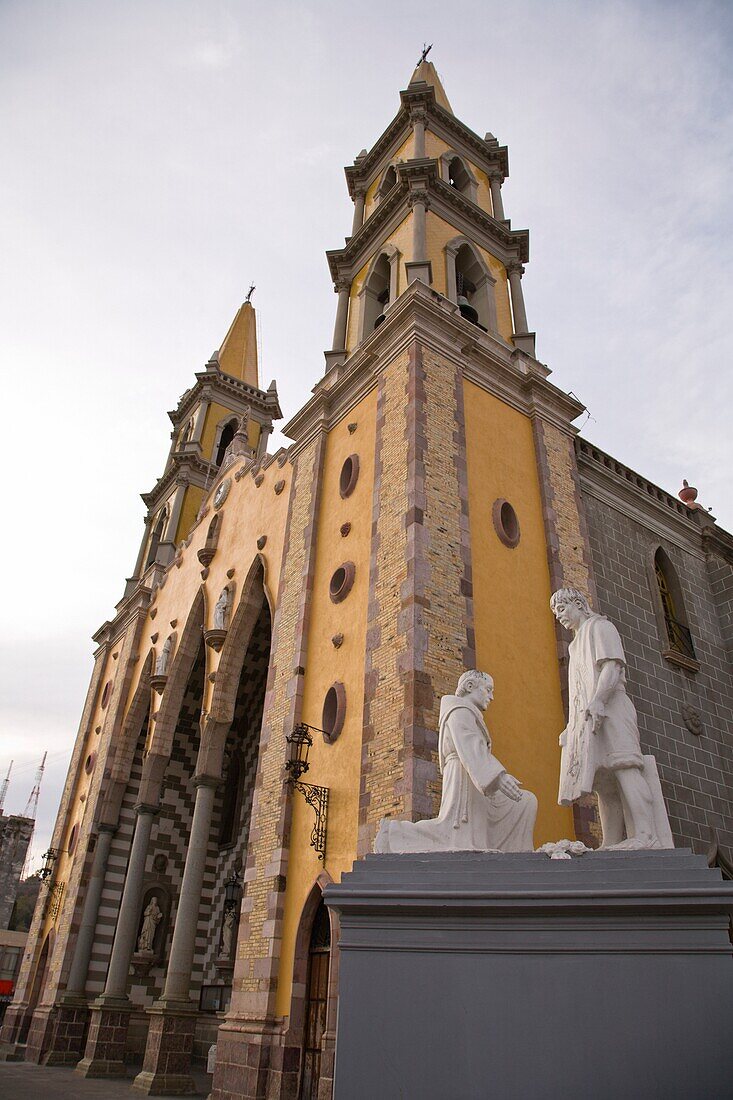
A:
[214, 477, 231, 510]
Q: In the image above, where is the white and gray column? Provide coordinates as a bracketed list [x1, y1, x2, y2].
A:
[64, 825, 116, 997]
[412, 108, 427, 159]
[331, 278, 351, 353]
[350, 189, 365, 236]
[100, 804, 157, 1001]
[159, 775, 218, 1004]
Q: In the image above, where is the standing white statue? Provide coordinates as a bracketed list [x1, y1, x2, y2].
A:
[550, 588, 673, 850]
[137, 896, 162, 953]
[155, 634, 174, 676]
[220, 907, 236, 958]
[213, 586, 231, 630]
[375, 670, 537, 853]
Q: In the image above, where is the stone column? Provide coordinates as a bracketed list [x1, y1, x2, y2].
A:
[331, 280, 351, 352]
[507, 261, 536, 357]
[325, 279, 351, 371]
[132, 776, 218, 1095]
[76, 805, 156, 1079]
[412, 109, 427, 158]
[257, 423, 272, 459]
[191, 396, 209, 446]
[405, 190, 432, 286]
[489, 172, 505, 221]
[351, 189, 365, 236]
[64, 826, 115, 998]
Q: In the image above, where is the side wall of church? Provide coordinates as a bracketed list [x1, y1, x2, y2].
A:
[579, 454, 733, 856]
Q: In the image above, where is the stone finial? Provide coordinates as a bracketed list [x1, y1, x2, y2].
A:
[679, 479, 701, 509]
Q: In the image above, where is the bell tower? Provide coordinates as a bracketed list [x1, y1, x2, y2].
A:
[295, 59, 595, 853]
[125, 297, 281, 598]
[325, 58, 535, 372]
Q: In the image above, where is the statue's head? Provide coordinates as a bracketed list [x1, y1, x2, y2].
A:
[550, 588, 591, 631]
[456, 670, 494, 711]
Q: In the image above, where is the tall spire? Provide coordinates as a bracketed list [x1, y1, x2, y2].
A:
[408, 58, 453, 114]
[218, 296, 259, 389]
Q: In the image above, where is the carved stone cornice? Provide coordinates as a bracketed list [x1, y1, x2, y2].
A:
[168, 368, 282, 427]
[141, 454, 214, 510]
[328, 161, 529, 285]
[286, 281, 581, 448]
[407, 189, 431, 209]
[344, 85, 508, 200]
[576, 438, 710, 558]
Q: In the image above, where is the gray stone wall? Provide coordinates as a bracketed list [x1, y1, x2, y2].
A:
[581, 490, 733, 857]
[0, 814, 33, 929]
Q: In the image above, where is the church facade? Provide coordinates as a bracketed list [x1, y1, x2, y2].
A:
[2, 62, 731, 1100]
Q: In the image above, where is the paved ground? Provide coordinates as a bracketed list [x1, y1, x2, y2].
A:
[0, 1060, 212, 1098]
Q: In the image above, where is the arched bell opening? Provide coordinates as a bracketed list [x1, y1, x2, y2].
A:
[362, 253, 391, 334]
[145, 508, 168, 569]
[448, 241, 497, 334]
[214, 419, 238, 467]
[653, 547, 696, 661]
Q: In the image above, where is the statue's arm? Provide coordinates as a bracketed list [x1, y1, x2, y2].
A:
[449, 709, 505, 795]
[587, 658, 623, 731]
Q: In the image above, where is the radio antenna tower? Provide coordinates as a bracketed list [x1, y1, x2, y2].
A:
[23, 752, 46, 821]
[0, 760, 12, 815]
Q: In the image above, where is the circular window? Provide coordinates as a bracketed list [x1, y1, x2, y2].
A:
[322, 683, 346, 744]
[492, 499, 520, 548]
[100, 680, 113, 709]
[329, 561, 355, 604]
[68, 823, 79, 855]
[84, 752, 97, 775]
[339, 454, 360, 498]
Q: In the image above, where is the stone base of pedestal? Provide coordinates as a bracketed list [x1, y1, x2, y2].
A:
[210, 1021, 301, 1100]
[325, 849, 733, 1100]
[24, 1001, 89, 1065]
[75, 1000, 132, 1078]
[131, 1005, 198, 1095]
[0, 1001, 31, 1049]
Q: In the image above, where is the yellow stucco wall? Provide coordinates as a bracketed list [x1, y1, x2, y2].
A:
[275, 387, 378, 1016]
[463, 380, 575, 845]
[174, 485, 203, 545]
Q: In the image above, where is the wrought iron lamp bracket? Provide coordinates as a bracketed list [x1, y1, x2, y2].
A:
[290, 779, 329, 862]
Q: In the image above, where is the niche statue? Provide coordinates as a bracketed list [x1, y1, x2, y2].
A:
[213, 586, 231, 630]
[137, 896, 162, 954]
[375, 670, 537, 853]
[550, 588, 673, 850]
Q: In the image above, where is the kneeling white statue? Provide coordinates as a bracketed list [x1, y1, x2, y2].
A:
[375, 670, 537, 853]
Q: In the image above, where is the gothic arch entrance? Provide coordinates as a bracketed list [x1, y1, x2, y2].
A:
[299, 900, 331, 1100]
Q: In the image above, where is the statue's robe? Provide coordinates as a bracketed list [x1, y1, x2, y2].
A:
[375, 695, 537, 853]
[559, 614, 644, 806]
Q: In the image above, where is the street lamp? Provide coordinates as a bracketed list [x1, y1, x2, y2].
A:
[284, 724, 329, 861]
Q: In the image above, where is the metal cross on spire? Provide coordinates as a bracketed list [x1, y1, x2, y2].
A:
[418, 43, 433, 66]
[246, 283, 256, 303]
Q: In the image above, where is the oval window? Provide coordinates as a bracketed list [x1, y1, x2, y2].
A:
[322, 683, 346, 744]
[101, 680, 113, 709]
[492, 498, 520, 548]
[339, 454, 360, 498]
[68, 823, 79, 855]
[329, 562, 355, 604]
[84, 752, 97, 775]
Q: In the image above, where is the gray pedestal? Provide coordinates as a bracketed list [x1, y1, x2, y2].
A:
[325, 849, 733, 1100]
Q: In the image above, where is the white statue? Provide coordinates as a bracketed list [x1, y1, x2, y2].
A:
[221, 907, 236, 958]
[550, 588, 673, 850]
[375, 670, 537, 853]
[155, 634, 174, 676]
[213, 586, 231, 630]
[137, 896, 162, 953]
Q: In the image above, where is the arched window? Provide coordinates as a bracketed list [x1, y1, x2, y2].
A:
[299, 901, 331, 1100]
[452, 243, 496, 332]
[215, 419, 237, 467]
[376, 165, 397, 202]
[179, 419, 194, 448]
[361, 253, 392, 337]
[441, 153, 479, 203]
[145, 510, 167, 568]
[654, 548, 696, 661]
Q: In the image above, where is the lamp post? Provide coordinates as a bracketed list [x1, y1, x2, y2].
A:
[285, 724, 329, 860]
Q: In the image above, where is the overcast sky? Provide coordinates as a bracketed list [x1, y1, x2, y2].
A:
[1, 0, 731, 868]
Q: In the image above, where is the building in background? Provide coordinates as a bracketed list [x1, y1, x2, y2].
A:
[0, 811, 36, 1025]
[1, 61, 731, 1100]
